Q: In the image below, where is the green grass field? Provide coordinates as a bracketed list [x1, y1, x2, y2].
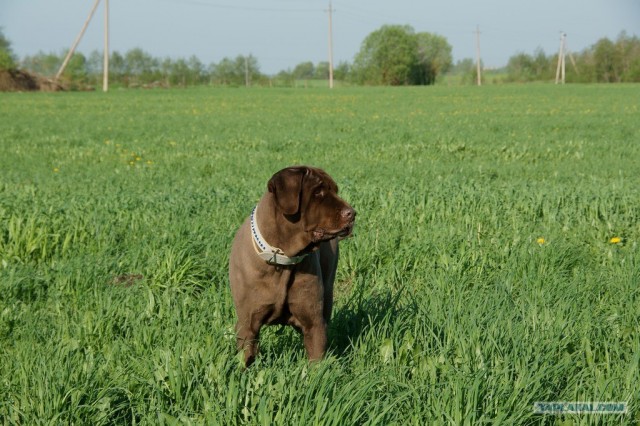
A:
[1, 84, 639, 424]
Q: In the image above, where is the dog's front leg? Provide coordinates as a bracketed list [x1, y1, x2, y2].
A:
[236, 305, 273, 367]
[302, 321, 328, 361]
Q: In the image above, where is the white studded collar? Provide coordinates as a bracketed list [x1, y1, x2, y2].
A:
[250, 205, 308, 265]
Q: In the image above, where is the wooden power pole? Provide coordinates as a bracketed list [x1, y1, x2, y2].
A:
[327, 1, 335, 89]
[475, 26, 482, 86]
[245, 55, 250, 87]
[56, 0, 109, 91]
[103, 0, 109, 92]
[56, 0, 102, 81]
[555, 32, 566, 84]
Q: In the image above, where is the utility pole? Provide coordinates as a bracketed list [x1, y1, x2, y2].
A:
[245, 55, 250, 87]
[56, 0, 102, 81]
[555, 32, 566, 84]
[326, 1, 335, 89]
[561, 36, 566, 84]
[103, 0, 109, 92]
[475, 26, 482, 86]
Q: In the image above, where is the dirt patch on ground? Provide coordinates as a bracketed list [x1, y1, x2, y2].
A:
[0, 69, 64, 92]
[109, 274, 144, 287]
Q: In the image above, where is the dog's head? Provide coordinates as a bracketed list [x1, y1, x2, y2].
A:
[268, 166, 355, 244]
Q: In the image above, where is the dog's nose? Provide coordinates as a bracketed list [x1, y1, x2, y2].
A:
[341, 207, 356, 221]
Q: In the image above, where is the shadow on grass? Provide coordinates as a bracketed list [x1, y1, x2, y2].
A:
[329, 287, 405, 357]
[257, 288, 405, 363]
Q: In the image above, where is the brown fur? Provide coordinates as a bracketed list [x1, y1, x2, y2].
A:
[229, 166, 355, 367]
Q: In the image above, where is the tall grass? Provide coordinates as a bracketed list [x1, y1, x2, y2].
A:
[1, 85, 639, 424]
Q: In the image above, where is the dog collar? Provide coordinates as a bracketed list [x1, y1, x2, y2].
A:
[250, 205, 308, 265]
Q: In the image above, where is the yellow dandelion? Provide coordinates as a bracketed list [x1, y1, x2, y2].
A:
[610, 237, 621, 244]
[53, 167, 60, 173]
[129, 161, 135, 166]
[135, 156, 142, 161]
[146, 160, 153, 165]
[536, 237, 545, 245]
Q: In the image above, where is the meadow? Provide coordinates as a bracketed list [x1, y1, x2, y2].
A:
[0, 84, 639, 424]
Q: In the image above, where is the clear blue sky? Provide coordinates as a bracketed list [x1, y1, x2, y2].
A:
[1, 0, 638, 74]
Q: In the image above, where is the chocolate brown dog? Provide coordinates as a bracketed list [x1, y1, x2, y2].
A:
[229, 166, 355, 367]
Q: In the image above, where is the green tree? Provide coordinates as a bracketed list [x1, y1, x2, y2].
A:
[187, 55, 205, 85]
[63, 52, 88, 86]
[211, 57, 236, 85]
[314, 61, 330, 79]
[160, 57, 174, 85]
[414, 32, 452, 84]
[292, 61, 315, 80]
[507, 53, 532, 82]
[0, 28, 17, 70]
[274, 69, 294, 86]
[615, 32, 640, 82]
[506, 48, 553, 82]
[124, 48, 159, 84]
[109, 51, 126, 83]
[86, 50, 103, 76]
[85, 50, 104, 86]
[166, 56, 205, 86]
[450, 58, 478, 85]
[593, 38, 618, 82]
[531, 48, 553, 80]
[210, 55, 260, 86]
[234, 54, 260, 86]
[568, 33, 640, 83]
[169, 58, 190, 86]
[333, 61, 351, 81]
[352, 25, 418, 85]
[22, 51, 61, 76]
[352, 25, 451, 85]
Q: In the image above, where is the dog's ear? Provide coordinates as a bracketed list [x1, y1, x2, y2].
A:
[268, 167, 306, 215]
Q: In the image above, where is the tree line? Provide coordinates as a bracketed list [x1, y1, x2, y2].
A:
[18, 49, 264, 89]
[2, 26, 640, 89]
[503, 31, 640, 83]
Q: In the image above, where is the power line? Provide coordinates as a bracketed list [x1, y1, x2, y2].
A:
[158, 0, 321, 13]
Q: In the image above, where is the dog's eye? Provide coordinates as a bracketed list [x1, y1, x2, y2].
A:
[314, 188, 324, 198]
